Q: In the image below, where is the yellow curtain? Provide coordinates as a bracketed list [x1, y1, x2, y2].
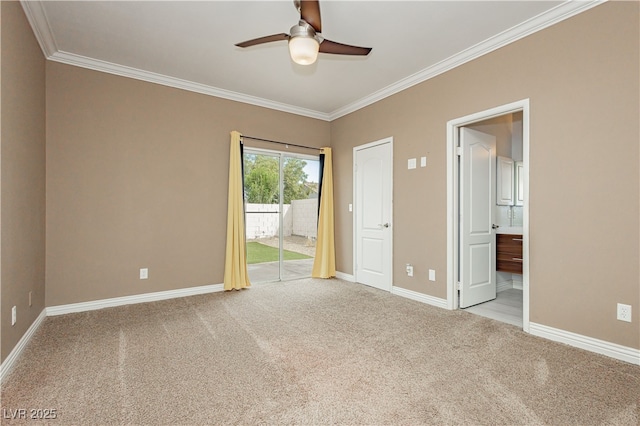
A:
[312, 147, 336, 278]
[223, 131, 251, 290]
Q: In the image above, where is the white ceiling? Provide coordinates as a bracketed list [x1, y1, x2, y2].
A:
[22, 1, 601, 120]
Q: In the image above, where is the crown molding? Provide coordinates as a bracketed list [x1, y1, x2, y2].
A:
[20, 1, 329, 121]
[328, 0, 605, 120]
[47, 51, 331, 121]
[20, 0, 57, 57]
[22, 0, 604, 122]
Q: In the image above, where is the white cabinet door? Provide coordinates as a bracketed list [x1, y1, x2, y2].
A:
[515, 161, 524, 206]
[497, 156, 514, 206]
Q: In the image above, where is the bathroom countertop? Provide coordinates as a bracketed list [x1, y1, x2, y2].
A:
[496, 226, 523, 235]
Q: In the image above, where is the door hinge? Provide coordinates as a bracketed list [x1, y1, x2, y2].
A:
[457, 281, 461, 290]
[456, 147, 463, 156]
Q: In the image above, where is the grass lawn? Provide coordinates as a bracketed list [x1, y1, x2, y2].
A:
[246, 242, 312, 264]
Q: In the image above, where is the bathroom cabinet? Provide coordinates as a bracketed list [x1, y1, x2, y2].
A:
[515, 161, 524, 206]
[496, 234, 523, 274]
[497, 156, 514, 206]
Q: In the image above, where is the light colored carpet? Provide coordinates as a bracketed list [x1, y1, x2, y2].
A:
[1, 278, 638, 425]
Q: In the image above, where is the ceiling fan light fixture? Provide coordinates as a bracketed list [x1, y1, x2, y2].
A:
[288, 35, 319, 65]
[288, 22, 319, 65]
[235, 3, 372, 64]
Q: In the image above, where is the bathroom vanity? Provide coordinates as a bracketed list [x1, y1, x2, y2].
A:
[496, 228, 523, 274]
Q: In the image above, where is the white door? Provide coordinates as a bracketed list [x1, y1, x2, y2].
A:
[459, 128, 496, 308]
[354, 140, 392, 291]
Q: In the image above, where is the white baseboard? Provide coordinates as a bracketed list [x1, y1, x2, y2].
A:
[497, 279, 523, 292]
[1, 309, 47, 383]
[391, 286, 448, 310]
[529, 322, 640, 365]
[47, 283, 225, 316]
[335, 271, 355, 282]
[497, 280, 513, 293]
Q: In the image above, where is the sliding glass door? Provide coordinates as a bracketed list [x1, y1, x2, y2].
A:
[244, 149, 320, 283]
[244, 151, 281, 282]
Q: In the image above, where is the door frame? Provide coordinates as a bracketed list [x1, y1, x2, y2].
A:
[243, 147, 320, 282]
[446, 99, 530, 332]
[353, 137, 394, 291]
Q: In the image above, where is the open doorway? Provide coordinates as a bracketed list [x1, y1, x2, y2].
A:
[243, 149, 320, 283]
[446, 100, 530, 331]
[462, 113, 524, 327]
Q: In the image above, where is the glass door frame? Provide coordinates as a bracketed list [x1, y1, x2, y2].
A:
[243, 147, 319, 282]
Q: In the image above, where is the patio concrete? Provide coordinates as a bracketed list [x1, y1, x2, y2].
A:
[246, 235, 317, 283]
[248, 259, 315, 283]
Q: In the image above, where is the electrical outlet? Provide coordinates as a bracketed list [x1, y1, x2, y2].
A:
[617, 303, 632, 322]
[12, 306, 17, 326]
[29, 291, 32, 307]
[406, 264, 413, 277]
[140, 268, 149, 280]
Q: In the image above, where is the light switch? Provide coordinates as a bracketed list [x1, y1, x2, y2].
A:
[429, 269, 436, 281]
[348, 203, 353, 212]
[140, 268, 149, 280]
[408, 158, 417, 169]
[421, 156, 427, 167]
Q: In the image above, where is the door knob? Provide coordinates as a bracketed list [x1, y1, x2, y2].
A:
[379, 223, 390, 228]
[492, 224, 500, 229]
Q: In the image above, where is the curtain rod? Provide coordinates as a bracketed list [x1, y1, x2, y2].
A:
[240, 135, 322, 151]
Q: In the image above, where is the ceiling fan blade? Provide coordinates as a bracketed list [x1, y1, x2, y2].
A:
[300, 0, 322, 33]
[235, 33, 290, 48]
[319, 39, 372, 56]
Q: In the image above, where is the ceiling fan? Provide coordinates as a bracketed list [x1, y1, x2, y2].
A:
[235, 0, 372, 65]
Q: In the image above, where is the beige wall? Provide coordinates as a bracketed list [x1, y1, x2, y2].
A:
[467, 114, 515, 159]
[45, 62, 330, 307]
[1, 1, 47, 362]
[331, 2, 639, 349]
